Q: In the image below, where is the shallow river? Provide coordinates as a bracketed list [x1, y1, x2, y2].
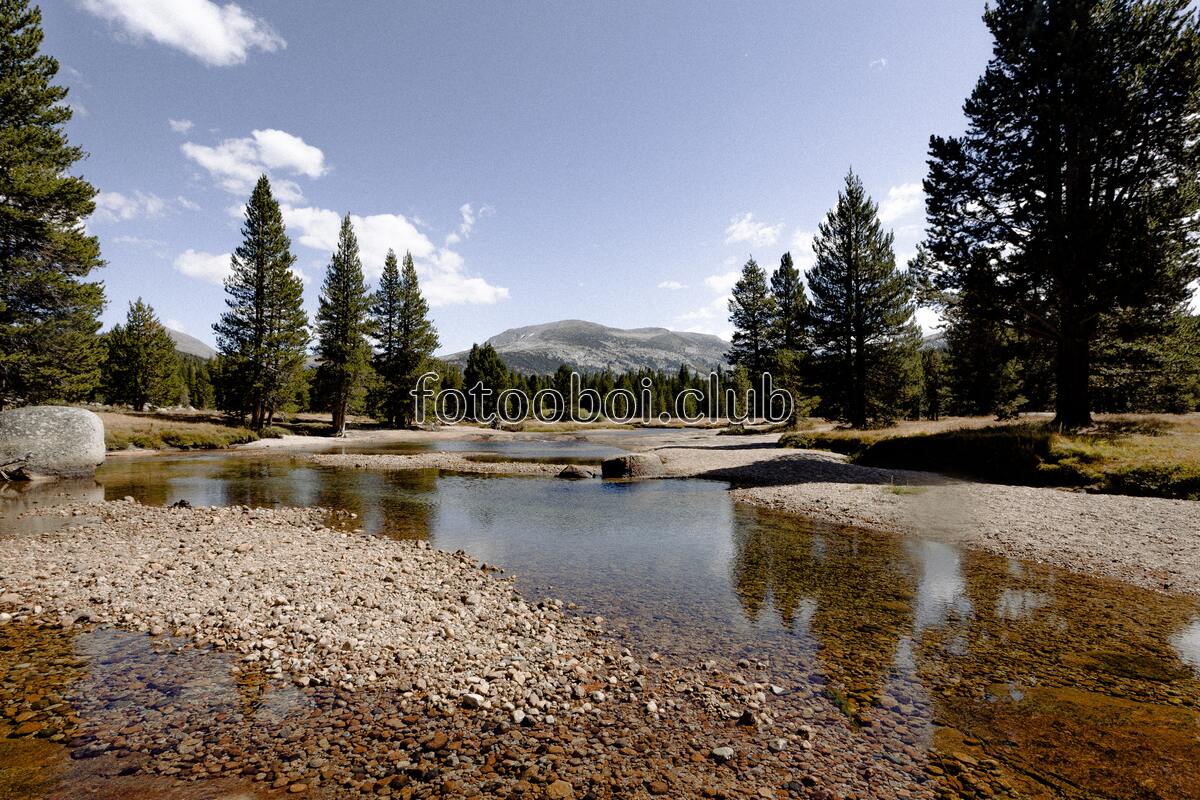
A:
[2, 439, 1199, 798]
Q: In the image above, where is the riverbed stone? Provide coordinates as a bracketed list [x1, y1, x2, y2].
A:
[600, 453, 664, 479]
[557, 465, 594, 480]
[0, 406, 105, 479]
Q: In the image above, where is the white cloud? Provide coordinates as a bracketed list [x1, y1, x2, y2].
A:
[703, 270, 740, 294]
[657, 280, 686, 290]
[165, 318, 185, 331]
[869, 57, 889, 70]
[789, 229, 817, 271]
[93, 190, 167, 222]
[173, 249, 230, 284]
[111, 234, 166, 249]
[878, 182, 923, 224]
[724, 212, 783, 248]
[176, 195, 200, 211]
[282, 206, 507, 306]
[79, 0, 285, 67]
[168, 118, 193, 133]
[445, 202, 494, 246]
[181, 128, 326, 198]
[675, 269, 743, 340]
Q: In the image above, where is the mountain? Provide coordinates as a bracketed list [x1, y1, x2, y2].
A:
[443, 320, 730, 375]
[166, 328, 216, 360]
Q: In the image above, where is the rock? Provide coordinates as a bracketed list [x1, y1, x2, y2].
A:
[556, 465, 593, 480]
[599, 453, 664, 479]
[736, 709, 757, 726]
[710, 746, 735, 763]
[545, 780, 574, 799]
[0, 406, 105, 479]
[462, 692, 485, 709]
[169, 499, 192, 509]
[645, 700, 658, 714]
[768, 738, 788, 752]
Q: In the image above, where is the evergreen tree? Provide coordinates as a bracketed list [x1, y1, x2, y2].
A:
[369, 250, 439, 426]
[726, 258, 777, 381]
[769, 252, 816, 425]
[0, 0, 105, 408]
[809, 170, 919, 428]
[179, 357, 215, 409]
[315, 215, 374, 434]
[770, 252, 809, 352]
[462, 342, 508, 421]
[923, 0, 1200, 427]
[919, 348, 949, 421]
[213, 176, 309, 430]
[103, 299, 181, 411]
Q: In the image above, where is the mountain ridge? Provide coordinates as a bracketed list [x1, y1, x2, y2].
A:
[443, 319, 729, 374]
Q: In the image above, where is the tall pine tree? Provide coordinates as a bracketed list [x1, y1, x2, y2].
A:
[726, 258, 777, 378]
[103, 299, 181, 411]
[923, 0, 1200, 427]
[809, 170, 919, 428]
[315, 215, 373, 434]
[770, 252, 809, 352]
[0, 0, 104, 408]
[213, 176, 309, 430]
[370, 250, 439, 426]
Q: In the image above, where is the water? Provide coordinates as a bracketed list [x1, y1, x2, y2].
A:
[3, 444, 1200, 798]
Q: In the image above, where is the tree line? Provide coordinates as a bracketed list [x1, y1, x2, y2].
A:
[2, 0, 1199, 430]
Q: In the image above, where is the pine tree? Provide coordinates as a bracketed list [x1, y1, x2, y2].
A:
[369, 250, 439, 426]
[0, 0, 105, 408]
[103, 299, 181, 411]
[809, 170, 919, 428]
[315, 215, 374, 434]
[463, 343, 508, 421]
[213, 175, 309, 430]
[770, 252, 809, 352]
[726, 258, 777, 377]
[923, 0, 1200, 428]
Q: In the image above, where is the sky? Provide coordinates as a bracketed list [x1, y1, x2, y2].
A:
[43, 0, 999, 353]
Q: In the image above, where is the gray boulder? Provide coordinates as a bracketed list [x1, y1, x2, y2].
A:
[599, 453, 664, 479]
[557, 465, 594, 480]
[0, 406, 105, 480]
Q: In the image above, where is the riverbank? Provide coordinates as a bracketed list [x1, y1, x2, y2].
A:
[0, 500, 933, 799]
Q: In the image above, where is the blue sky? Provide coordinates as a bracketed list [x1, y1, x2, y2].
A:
[45, 0, 996, 353]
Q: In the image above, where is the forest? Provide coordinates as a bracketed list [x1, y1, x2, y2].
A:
[2, 0, 1199, 432]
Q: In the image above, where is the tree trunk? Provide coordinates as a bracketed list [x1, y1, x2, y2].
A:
[850, 339, 868, 428]
[1053, 330, 1093, 429]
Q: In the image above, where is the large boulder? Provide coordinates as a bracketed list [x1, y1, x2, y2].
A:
[600, 453, 664, 479]
[0, 406, 105, 480]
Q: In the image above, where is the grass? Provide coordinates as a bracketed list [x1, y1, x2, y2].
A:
[99, 410, 283, 451]
[781, 414, 1200, 500]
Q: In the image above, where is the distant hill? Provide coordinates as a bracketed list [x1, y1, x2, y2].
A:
[443, 319, 729, 375]
[166, 328, 216, 360]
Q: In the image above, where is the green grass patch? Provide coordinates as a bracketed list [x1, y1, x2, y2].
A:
[778, 430, 884, 458]
[106, 425, 260, 451]
[781, 418, 1200, 500]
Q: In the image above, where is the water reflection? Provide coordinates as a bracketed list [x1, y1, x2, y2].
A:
[5, 451, 1200, 798]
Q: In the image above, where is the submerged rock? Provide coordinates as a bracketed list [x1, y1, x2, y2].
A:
[600, 453, 664, 479]
[557, 465, 594, 480]
[0, 406, 105, 480]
